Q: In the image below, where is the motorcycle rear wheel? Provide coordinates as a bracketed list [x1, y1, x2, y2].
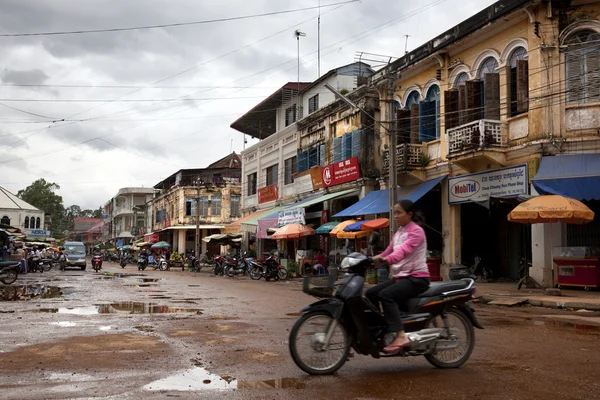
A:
[225, 266, 236, 278]
[160, 263, 168, 271]
[249, 268, 262, 280]
[289, 311, 350, 375]
[42, 263, 52, 272]
[0, 269, 18, 284]
[424, 308, 475, 369]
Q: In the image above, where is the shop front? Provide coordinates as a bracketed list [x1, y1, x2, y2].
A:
[449, 164, 529, 280]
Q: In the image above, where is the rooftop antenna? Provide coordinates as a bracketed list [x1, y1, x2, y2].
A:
[404, 35, 410, 55]
[318, 0, 321, 77]
[230, 138, 233, 153]
[295, 29, 306, 118]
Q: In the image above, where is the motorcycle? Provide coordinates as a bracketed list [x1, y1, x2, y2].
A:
[250, 254, 288, 281]
[213, 255, 226, 276]
[92, 254, 102, 272]
[288, 234, 482, 376]
[0, 260, 20, 284]
[225, 254, 249, 277]
[119, 256, 127, 268]
[27, 255, 44, 273]
[153, 256, 168, 271]
[137, 254, 148, 271]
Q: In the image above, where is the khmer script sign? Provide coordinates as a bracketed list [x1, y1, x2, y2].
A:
[448, 164, 528, 204]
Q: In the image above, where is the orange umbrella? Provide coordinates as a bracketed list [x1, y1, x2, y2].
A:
[271, 223, 315, 239]
[361, 218, 390, 230]
[337, 229, 373, 239]
[329, 220, 357, 237]
[508, 195, 595, 225]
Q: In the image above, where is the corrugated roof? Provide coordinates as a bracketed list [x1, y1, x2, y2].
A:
[0, 186, 40, 211]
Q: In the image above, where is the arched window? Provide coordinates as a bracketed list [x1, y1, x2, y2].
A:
[478, 57, 498, 78]
[405, 91, 420, 110]
[24, 216, 29, 229]
[1, 216, 10, 225]
[508, 47, 529, 116]
[420, 85, 440, 141]
[455, 72, 469, 88]
[36, 217, 41, 229]
[565, 30, 600, 104]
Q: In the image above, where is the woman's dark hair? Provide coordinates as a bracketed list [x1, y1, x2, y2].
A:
[396, 199, 425, 226]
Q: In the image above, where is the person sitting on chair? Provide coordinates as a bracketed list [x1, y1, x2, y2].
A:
[312, 249, 327, 275]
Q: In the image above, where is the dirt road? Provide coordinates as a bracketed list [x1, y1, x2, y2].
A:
[0, 263, 598, 399]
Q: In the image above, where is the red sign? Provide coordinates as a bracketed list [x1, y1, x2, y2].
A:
[322, 156, 361, 187]
[258, 184, 278, 204]
[144, 233, 159, 243]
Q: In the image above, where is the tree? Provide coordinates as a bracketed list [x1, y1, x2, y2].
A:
[18, 179, 67, 234]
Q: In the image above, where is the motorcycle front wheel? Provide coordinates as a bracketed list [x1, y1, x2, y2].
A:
[225, 266, 236, 278]
[289, 311, 350, 375]
[160, 263, 168, 271]
[0, 269, 18, 284]
[424, 308, 475, 369]
[277, 268, 288, 281]
[42, 263, 52, 272]
[249, 268, 262, 280]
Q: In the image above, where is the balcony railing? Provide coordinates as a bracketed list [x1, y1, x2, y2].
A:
[383, 143, 435, 172]
[447, 120, 506, 155]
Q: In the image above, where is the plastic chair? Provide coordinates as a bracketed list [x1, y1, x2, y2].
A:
[316, 265, 326, 276]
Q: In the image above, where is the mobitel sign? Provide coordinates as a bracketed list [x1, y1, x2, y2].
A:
[448, 164, 528, 204]
[322, 156, 361, 188]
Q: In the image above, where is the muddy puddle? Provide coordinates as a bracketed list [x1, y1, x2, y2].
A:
[103, 272, 147, 278]
[533, 319, 600, 334]
[144, 367, 306, 391]
[0, 285, 64, 301]
[28, 302, 203, 315]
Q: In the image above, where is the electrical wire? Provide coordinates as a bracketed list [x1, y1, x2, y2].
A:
[0, 1, 359, 37]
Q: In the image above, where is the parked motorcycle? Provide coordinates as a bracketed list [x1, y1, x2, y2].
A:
[27, 255, 44, 273]
[119, 256, 127, 268]
[213, 255, 226, 276]
[250, 254, 288, 281]
[225, 254, 249, 277]
[153, 256, 168, 271]
[92, 255, 102, 272]
[0, 260, 20, 284]
[288, 234, 482, 376]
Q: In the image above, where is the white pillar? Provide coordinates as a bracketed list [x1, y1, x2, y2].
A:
[531, 222, 565, 288]
[441, 181, 461, 280]
[201, 229, 207, 255]
[177, 230, 186, 254]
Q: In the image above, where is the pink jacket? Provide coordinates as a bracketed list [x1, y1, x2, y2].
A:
[380, 221, 430, 279]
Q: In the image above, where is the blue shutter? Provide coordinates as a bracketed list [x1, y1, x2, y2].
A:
[308, 147, 318, 168]
[351, 130, 361, 161]
[419, 100, 437, 142]
[297, 151, 308, 173]
[332, 137, 342, 163]
[319, 144, 325, 166]
[342, 133, 352, 160]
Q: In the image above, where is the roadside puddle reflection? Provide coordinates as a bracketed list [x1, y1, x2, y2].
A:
[0, 285, 62, 301]
[30, 302, 202, 314]
[534, 319, 600, 335]
[144, 367, 237, 391]
[237, 378, 306, 389]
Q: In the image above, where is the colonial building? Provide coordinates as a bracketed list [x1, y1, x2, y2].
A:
[72, 217, 102, 254]
[0, 185, 46, 235]
[151, 152, 242, 256]
[230, 62, 375, 256]
[370, 0, 600, 286]
[101, 187, 155, 246]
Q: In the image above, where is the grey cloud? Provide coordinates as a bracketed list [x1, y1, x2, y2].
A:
[1, 69, 49, 85]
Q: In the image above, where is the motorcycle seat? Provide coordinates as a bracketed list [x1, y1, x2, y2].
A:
[416, 280, 470, 298]
[0, 260, 20, 268]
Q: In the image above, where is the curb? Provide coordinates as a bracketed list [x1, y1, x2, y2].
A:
[479, 294, 600, 311]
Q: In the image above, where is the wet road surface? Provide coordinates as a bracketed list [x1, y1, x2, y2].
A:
[0, 262, 599, 399]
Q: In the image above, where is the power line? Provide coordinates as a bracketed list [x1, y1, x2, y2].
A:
[0, 1, 359, 37]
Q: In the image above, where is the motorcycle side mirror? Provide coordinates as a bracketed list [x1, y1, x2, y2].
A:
[368, 232, 380, 246]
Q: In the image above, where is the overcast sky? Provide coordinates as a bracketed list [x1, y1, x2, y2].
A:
[0, 0, 496, 209]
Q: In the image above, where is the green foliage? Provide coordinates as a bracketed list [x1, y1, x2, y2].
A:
[287, 260, 299, 273]
[339, 88, 350, 96]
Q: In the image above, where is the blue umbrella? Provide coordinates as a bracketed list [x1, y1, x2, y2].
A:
[343, 220, 371, 232]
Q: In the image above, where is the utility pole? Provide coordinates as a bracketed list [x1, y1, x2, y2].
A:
[295, 30, 306, 119]
[195, 179, 201, 258]
[386, 73, 398, 240]
[318, 0, 321, 77]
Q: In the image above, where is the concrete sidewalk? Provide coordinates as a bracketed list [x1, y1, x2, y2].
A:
[475, 282, 600, 311]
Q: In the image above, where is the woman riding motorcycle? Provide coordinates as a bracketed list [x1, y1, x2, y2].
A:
[366, 199, 430, 354]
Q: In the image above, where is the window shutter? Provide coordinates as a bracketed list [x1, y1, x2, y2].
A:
[308, 147, 319, 168]
[458, 84, 468, 125]
[516, 60, 529, 113]
[332, 137, 342, 163]
[566, 50, 583, 104]
[410, 103, 420, 144]
[444, 90, 459, 130]
[351, 130, 361, 161]
[297, 151, 308, 173]
[585, 48, 600, 103]
[419, 100, 436, 142]
[342, 133, 352, 160]
[484, 73, 500, 120]
[466, 80, 482, 123]
[319, 144, 325, 165]
[397, 109, 411, 143]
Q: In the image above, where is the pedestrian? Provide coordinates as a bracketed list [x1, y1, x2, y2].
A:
[312, 249, 327, 275]
[365, 199, 431, 354]
[15, 245, 26, 274]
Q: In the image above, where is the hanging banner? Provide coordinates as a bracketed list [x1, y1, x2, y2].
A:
[258, 184, 278, 204]
[448, 164, 528, 204]
[322, 156, 360, 187]
[293, 173, 313, 195]
[278, 208, 306, 227]
[309, 166, 324, 190]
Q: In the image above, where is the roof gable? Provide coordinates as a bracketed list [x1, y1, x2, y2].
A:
[207, 152, 242, 169]
[0, 186, 41, 211]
